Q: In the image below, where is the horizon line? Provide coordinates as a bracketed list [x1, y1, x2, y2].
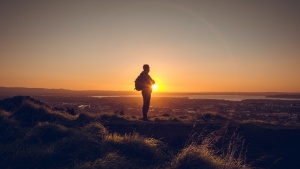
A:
[1, 86, 300, 94]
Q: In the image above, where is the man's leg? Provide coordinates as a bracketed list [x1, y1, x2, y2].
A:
[142, 90, 151, 121]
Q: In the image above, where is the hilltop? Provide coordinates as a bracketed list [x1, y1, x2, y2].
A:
[1, 96, 300, 168]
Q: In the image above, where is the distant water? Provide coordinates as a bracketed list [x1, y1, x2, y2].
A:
[93, 94, 300, 101]
[185, 95, 299, 101]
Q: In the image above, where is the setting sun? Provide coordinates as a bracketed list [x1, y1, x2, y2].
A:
[152, 84, 158, 91]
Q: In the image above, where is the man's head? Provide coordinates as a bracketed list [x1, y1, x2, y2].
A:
[143, 64, 150, 73]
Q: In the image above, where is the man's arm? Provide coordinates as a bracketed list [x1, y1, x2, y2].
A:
[149, 76, 155, 85]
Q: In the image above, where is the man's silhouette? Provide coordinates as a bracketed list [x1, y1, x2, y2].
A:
[138, 64, 155, 121]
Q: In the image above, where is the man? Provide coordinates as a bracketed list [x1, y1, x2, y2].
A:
[138, 64, 155, 121]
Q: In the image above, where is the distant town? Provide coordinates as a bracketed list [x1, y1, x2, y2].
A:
[32, 95, 300, 125]
[1, 87, 300, 125]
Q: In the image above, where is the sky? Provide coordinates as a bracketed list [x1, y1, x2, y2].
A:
[1, 0, 300, 92]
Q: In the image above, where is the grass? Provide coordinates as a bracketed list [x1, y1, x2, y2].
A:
[171, 144, 222, 169]
[0, 96, 170, 168]
[170, 128, 249, 169]
[24, 122, 70, 144]
[0, 96, 276, 169]
[75, 152, 134, 169]
[103, 132, 168, 167]
[10, 98, 76, 127]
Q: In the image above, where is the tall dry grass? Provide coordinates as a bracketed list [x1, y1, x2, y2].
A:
[170, 128, 249, 169]
[103, 132, 168, 167]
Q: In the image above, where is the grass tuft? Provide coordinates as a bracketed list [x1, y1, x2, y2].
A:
[104, 132, 168, 167]
[75, 152, 134, 169]
[24, 122, 70, 144]
[170, 129, 249, 169]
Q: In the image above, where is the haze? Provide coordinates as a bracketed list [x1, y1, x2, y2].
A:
[1, 0, 300, 92]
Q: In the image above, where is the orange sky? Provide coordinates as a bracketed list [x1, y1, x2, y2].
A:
[1, 1, 300, 92]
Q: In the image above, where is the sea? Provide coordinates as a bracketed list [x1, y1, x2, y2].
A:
[93, 94, 300, 101]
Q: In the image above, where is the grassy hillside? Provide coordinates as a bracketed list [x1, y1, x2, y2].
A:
[1, 96, 299, 168]
[0, 96, 168, 169]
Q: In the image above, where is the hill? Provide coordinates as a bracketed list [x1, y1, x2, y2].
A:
[1, 96, 300, 168]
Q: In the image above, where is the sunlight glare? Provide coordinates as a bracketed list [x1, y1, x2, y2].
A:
[152, 84, 158, 91]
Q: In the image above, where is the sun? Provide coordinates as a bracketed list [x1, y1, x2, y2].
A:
[152, 84, 158, 91]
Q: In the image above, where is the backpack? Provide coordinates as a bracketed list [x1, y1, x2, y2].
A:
[134, 75, 143, 91]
